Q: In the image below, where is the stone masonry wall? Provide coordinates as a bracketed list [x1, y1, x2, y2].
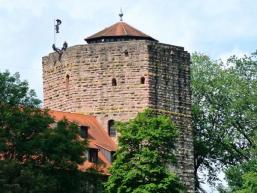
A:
[43, 41, 150, 134]
[42, 40, 194, 192]
[148, 42, 194, 192]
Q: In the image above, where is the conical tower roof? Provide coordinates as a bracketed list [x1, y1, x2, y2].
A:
[85, 21, 157, 44]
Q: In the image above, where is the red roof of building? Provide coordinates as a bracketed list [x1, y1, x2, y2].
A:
[85, 21, 156, 42]
[48, 110, 117, 175]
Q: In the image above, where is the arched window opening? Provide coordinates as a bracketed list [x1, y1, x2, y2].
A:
[112, 78, 117, 86]
[66, 74, 70, 89]
[108, 120, 116, 137]
[140, 77, 145, 84]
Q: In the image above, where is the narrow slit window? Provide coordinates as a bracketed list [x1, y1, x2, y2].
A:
[140, 77, 145, 84]
[124, 50, 129, 57]
[66, 74, 70, 89]
[108, 120, 116, 137]
[112, 78, 117, 86]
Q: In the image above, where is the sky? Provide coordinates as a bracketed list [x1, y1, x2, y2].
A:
[0, 0, 256, 192]
[1, 0, 257, 100]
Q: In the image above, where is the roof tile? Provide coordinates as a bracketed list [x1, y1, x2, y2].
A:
[48, 110, 117, 175]
[85, 21, 156, 42]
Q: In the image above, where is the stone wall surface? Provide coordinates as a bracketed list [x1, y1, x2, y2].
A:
[148, 42, 194, 192]
[42, 40, 194, 192]
[43, 41, 150, 130]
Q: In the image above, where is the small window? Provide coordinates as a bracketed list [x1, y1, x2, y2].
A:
[66, 74, 70, 89]
[112, 78, 117, 86]
[140, 77, 145, 84]
[111, 151, 116, 163]
[124, 50, 129, 57]
[108, 120, 116, 137]
[89, 148, 98, 163]
[80, 126, 89, 138]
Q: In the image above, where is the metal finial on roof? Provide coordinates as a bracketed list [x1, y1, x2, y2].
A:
[119, 8, 123, 21]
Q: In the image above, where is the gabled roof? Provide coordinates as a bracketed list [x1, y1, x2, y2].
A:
[48, 110, 117, 175]
[85, 21, 157, 43]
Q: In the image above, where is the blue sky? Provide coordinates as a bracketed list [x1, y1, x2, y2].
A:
[0, 0, 257, 101]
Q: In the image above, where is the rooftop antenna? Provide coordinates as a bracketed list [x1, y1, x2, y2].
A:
[52, 18, 68, 61]
[119, 8, 123, 21]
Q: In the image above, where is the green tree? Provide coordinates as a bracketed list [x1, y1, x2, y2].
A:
[0, 71, 95, 193]
[218, 134, 257, 193]
[191, 52, 257, 191]
[104, 109, 183, 193]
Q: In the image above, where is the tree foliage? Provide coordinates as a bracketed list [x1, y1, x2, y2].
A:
[191, 52, 257, 191]
[105, 109, 183, 193]
[0, 71, 100, 193]
[218, 133, 257, 193]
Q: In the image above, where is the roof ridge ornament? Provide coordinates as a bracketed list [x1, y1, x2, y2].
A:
[119, 8, 123, 21]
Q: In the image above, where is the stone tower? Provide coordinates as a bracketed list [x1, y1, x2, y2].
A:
[42, 18, 194, 192]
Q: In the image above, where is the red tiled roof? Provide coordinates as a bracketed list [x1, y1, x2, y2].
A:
[49, 110, 116, 151]
[48, 110, 117, 174]
[85, 21, 156, 41]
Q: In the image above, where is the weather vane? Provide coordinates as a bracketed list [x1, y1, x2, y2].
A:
[119, 8, 123, 21]
[52, 19, 68, 61]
